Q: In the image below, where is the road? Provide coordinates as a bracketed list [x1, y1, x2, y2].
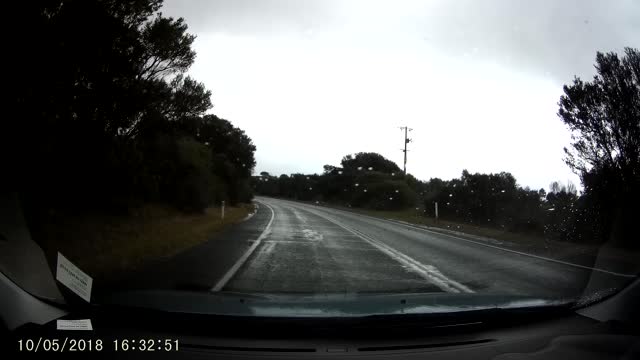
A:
[113, 196, 634, 300]
[215, 197, 634, 299]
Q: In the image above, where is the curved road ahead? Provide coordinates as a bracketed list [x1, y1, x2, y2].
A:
[217, 197, 633, 299]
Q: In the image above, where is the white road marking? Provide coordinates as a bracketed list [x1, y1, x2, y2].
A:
[292, 209, 309, 224]
[301, 229, 323, 241]
[296, 205, 473, 293]
[262, 241, 276, 255]
[263, 239, 365, 244]
[297, 201, 637, 279]
[211, 201, 276, 292]
[241, 204, 258, 221]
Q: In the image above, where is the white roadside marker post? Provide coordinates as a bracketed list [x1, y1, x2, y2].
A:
[221, 201, 225, 220]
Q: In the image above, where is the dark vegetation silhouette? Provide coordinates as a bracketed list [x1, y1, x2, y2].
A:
[558, 47, 640, 248]
[10, 0, 256, 219]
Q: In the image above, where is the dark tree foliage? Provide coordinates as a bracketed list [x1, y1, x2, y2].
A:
[425, 171, 540, 232]
[9, 0, 256, 216]
[255, 159, 610, 245]
[558, 48, 640, 247]
[255, 153, 416, 210]
[341, 152, 402, 174]
[138, 15, 196, 81]
[559, 48, 640, 180]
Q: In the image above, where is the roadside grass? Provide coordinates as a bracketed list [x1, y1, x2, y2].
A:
[38, 203, 254, 280]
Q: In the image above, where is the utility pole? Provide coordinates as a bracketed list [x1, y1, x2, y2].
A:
[400, 126, 413, 174]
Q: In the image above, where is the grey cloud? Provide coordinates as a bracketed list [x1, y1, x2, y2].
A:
[163, 0, 639, 83]
[418, 0, 639, 82]
[160, 0, 339, 34]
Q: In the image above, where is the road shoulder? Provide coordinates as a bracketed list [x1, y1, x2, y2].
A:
[95, 201, 271, 297]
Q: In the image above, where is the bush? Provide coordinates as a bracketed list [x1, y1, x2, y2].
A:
[173, 137, 219, 212]
[354, 180, 416, 210]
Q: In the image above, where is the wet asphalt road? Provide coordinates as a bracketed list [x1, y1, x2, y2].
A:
[113, 196, 633, 299]
[220, 197, 633, 298]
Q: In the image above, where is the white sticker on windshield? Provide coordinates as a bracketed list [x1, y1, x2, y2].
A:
[56, 252, 92, 302]
[57, 319, 93, 331]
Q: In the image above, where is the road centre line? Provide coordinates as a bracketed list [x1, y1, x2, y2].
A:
[291, 201, 636, 279]
[294, 204, 474, 294]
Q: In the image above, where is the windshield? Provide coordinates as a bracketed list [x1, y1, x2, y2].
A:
[4, 0, 639, 316]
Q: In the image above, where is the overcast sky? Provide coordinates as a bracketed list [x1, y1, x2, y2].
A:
[161, 0, 639, 191]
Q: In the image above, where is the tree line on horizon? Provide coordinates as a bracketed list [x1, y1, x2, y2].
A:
[253, 154, 592, 244]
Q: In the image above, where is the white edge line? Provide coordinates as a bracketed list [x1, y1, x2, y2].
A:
[241, 203, 258, 221]
[298, 201, 636, 279]
[295, 204, 474, 294]
[211, 201, 276, 292]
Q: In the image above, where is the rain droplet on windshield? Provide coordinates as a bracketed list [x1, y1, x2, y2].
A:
[395, 189, 399, 193]
[389, 197, 393, 200]
[391, 173, 395, 176]
[309, 187, 313, 190]
[355, 183, 360, 187]
[501, 189, 506, 193]
[449, 193, 453, 197]
[364, 189, 368, 192]
[368, 167, 373, 171]
[357, 166, 363, 170]
[338, 171, 343, 175]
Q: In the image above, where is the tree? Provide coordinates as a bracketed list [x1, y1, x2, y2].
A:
[197, 115, 256, 204]
[173, 137, 222, 212]
[138, 15, 196, 81]
[558, 47, 640, 247]
[11, 0, 256, 215]
[165, 75, 212, 121]
[341, 152, 401, 174]
[323, 165, 337, 174]
[12, 0, 161, 208]
[559, 47, 639, 185]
